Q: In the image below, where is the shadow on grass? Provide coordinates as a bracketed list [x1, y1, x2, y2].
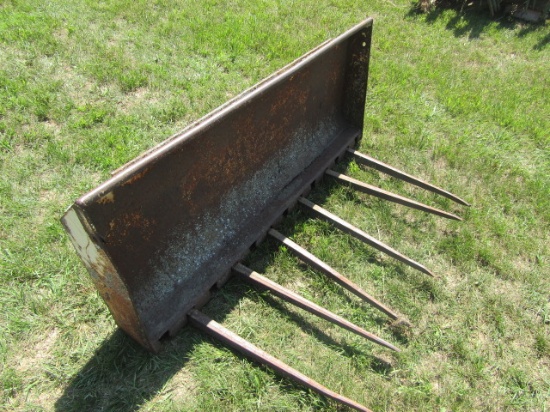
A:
[407, 0, 548, 48]
[531, 28, 550, 49]
[54, 263, 396, 412]
[261, 294, 390, 359]
[54, 328, 197, 411]
[55, 155, 437, 411]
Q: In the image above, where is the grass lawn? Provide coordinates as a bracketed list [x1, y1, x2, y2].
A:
[1, 0, 549, 411]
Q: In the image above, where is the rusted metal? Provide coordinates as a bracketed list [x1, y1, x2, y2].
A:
[61, 19, 374, 352]
[233, 263, 399, 352]
[188, 308, 373, 412]
[298, 197, 435, 277]
[326, 169, 463, 220]
[268, 228, 401, 320]
[348, 149, 470, 206]
[59, 17, 469, 411]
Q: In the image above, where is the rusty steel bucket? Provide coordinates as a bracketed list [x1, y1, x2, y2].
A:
[62, 19, 373, 352]
[62, 18, 468, 411]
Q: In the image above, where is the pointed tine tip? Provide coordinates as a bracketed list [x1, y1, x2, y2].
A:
[384, 341, 401, 353]
[405, 257, 435, 278]
[362, 329, 400, 352]
[441, 213, 463, 222]
[451, 196, 471, 207]
[406, 260, 435, 278]
[421, 266, 436, 278]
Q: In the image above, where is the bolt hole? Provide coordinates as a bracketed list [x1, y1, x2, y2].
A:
[362, 42, 367, 47]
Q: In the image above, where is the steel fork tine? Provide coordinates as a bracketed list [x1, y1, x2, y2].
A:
[233, 263, 400, 352]
[326, 169, 462, 221]
[348, 149, 470, 206]
[298, 197, 435, 277]
[189, 308, 373, 412]
[268, 228, 402, 320]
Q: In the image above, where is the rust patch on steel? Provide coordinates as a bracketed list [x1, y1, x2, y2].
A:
[122, 167, 150, 187]
[106, 212, 156, 246]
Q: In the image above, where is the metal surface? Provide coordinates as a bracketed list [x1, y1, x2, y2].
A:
[61, 19, 374, 352]
[268, 228, 401, 320]
[233, 263, 399, 352]
[188, 308, 373, 412]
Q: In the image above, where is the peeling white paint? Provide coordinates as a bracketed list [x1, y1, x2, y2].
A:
[62, 208, 102, 278]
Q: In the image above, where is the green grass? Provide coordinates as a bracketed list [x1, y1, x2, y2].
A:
[1, 0, 549, 411]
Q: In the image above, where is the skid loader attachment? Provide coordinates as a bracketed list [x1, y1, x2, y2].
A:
[62, 18, 467, 411]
